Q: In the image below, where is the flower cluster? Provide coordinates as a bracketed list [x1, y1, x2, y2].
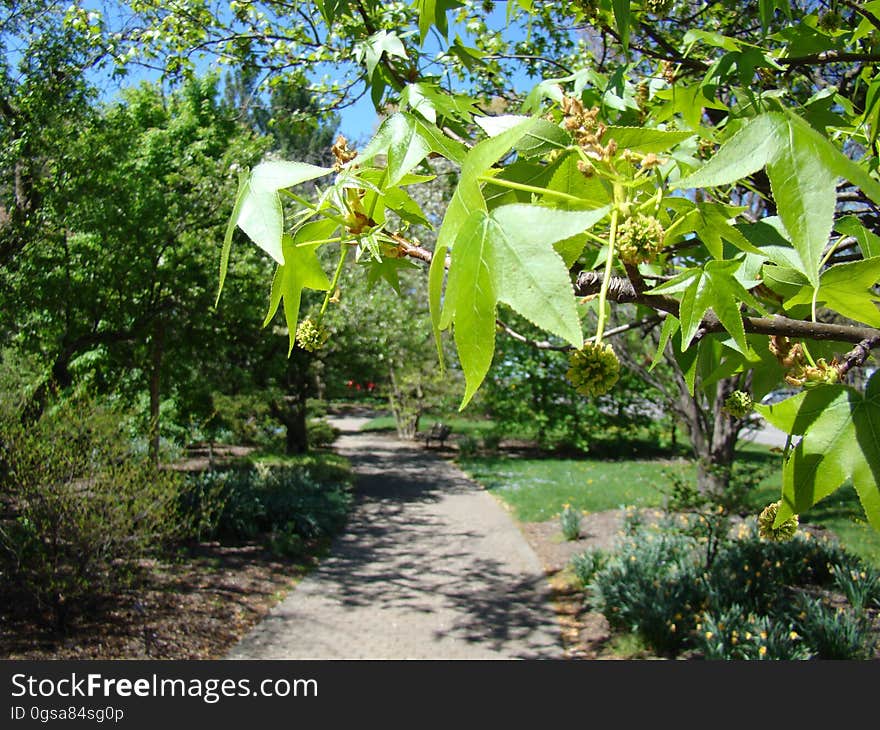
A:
[566, 342, 621, 397]
[769, 336, 841, 388]
[561, 96, 617, 166]
[616, 213, 666, 265]
[757, 501, 799, 542]
[295, 317, 330, 352]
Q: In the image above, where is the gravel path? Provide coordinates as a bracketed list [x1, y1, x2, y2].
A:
[227, 416, 562, 659]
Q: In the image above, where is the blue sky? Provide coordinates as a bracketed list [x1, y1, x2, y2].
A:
[79, 2, 530, 146]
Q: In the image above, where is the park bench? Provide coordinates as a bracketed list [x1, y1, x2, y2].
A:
[425, 422, 452, 449]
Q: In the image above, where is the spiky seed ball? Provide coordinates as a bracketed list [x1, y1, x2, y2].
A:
[616, 213, 666, 265]
[295, 317, 330, 352]
[646, 0, 674, 14]
[757, 501, 799, 542]
[818, 11, 841, 32]
[724, 390, 753, 419]
[566, 342, 621, 397]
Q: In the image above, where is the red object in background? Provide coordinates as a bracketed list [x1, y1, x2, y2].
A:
[367, 382, 375, 392]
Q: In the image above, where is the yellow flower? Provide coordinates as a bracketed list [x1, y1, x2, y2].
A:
[789, 631, 799, 640]
[705, 632, 714, 640]
[745, 632, 752, 640]
[759, 646, 767, 657]
[760, 631, 767, 640]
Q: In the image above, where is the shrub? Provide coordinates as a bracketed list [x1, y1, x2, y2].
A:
[694, 605, 811, 660]
[570, 548, 607, 588]
[585, 517, 879, 660]
[589, 528, 707, 656]
[831, 563, 880, 613]
[457, 434, 479, 458]
[793, 593, 878, 660]
[560, 504, 581, 541]
[481, 429, 503, 453]
[181, 463, 352, 553]
[307, 418, 340, 449]
[0, 395, 185, 631]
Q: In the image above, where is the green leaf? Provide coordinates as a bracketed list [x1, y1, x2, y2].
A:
[359, 112, 466, 185]
[785, 257, 880, 327]
[414, 0, 463, 44]
[217, 169, 250, 307]
[672, 112, 880, 287]
[612, 0, 630, 53]
[652, 260, 763, 353]
[432, 117, 538, 344]
[513, 119, 572, 158]
[605, 126, 696, 154]
[263, 224, 333, 355]
[650, 315, 680, 372]
[756, 372, 880, 531]
[365, 256, 419, 295]
[443, 204, 606, 407]
[835, 215, 880, 259]
[359, 30, 408, 78]
[546, 152, 612, 210]
[233, 160, 333, 265]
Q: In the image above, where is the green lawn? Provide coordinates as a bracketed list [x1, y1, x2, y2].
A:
[459, 442, 880, 567]
[458, 455, 688, 521]
[360, 413, 496, 438]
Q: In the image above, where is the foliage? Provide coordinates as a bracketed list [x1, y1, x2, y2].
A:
[307, 418, 341, 449]
[559, 503, 582, 541]
[570, 548, 607, 588]
[0, 395, 186, 631]
[694, 606, 811, 661]
[587, 519, 880, 659]
[198, 0, 880, 532]
[180, 462, 353, 553]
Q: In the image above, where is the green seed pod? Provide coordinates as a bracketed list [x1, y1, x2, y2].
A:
[723, 390, 754, 419]
[616, 213, 666, 265]
[295, 317, 330, 352]
[566, 342, 621, 397]
[645, 0, 674, 15]
[757, 501, 799, 542]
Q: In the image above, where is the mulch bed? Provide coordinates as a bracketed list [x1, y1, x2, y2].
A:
[0, 542, 320, 660]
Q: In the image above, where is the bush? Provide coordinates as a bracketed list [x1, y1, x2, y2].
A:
[307, 418, 340, 449]
[586, 518, 879, 660]
[181, 462, 352, 553]
[560, 504, 581, 541]
[0, 395, 185, 631]
[694, 605, 811, 660]
[570, 548, 607, 587]
[589, 528, 707, 656]
[457, 434, 479, 458]
[793, 593, 878, 660]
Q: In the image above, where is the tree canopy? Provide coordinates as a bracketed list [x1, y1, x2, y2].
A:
[11, 2, 880, 532]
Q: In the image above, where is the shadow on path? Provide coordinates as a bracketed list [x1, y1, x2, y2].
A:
[228, 424, 561, 659]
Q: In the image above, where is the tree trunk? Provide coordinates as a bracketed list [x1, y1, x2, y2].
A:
[269, 348, 312, 455]
[388, 362, 423, 440]
[148, 320, 164, 466]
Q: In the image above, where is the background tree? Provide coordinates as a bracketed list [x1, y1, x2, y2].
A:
[43, 2, 880, 530]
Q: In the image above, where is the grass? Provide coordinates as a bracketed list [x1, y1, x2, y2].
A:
[360, 413, 496, 438]
[241, 449, 353, 486]
[458, 454, 689, 521]
[460, 439, 880, 567]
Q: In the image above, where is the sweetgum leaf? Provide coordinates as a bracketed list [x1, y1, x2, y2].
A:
[443, 204, 607, 407]
[263, 221, 334, 355]
[233, 161, 333, 265]
[672, 112, 880, 288]
[756, 372, 880, 531]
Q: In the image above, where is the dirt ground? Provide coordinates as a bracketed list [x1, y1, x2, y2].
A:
[0, 542, 322, 659]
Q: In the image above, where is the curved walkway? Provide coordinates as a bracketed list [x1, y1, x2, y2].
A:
[227, 416, 562, 659]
